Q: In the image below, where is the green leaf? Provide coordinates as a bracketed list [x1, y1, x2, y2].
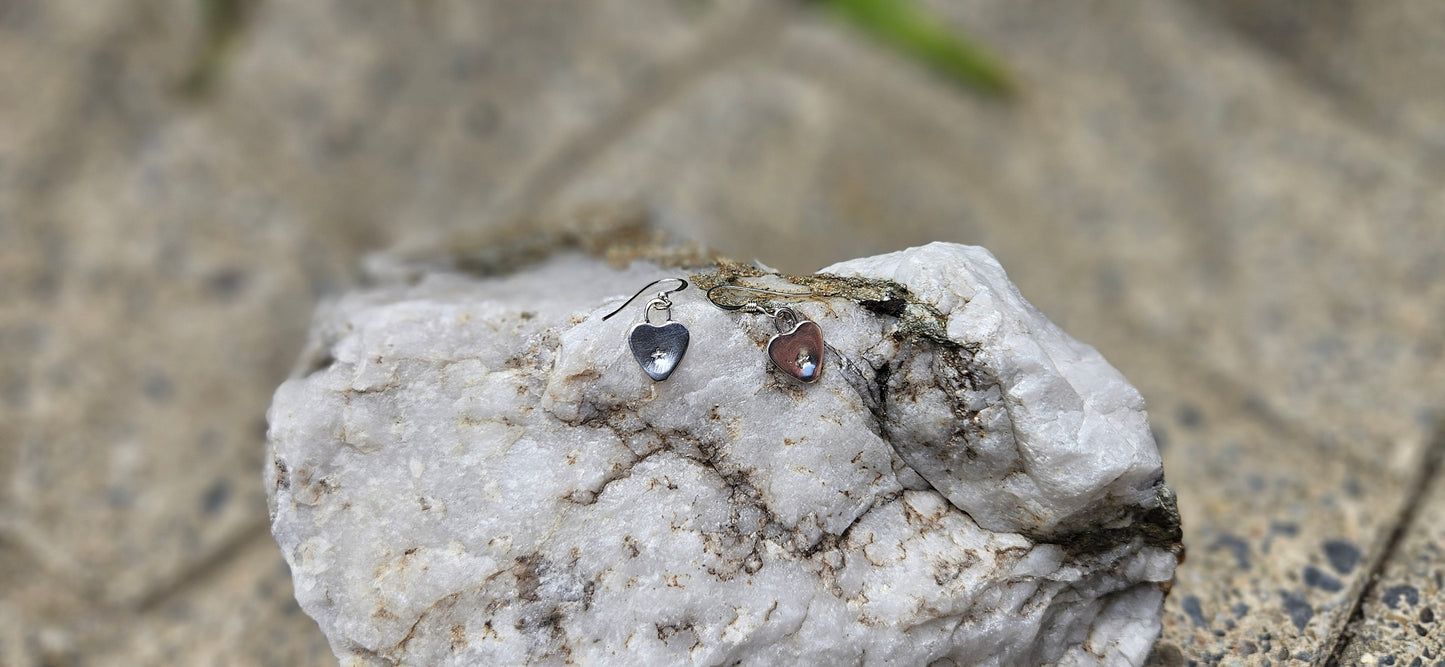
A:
[820, 0, 1016, 98]
[179, 0, 249, 98]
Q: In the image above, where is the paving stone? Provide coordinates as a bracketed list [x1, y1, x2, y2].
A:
[0, 538, 97, 666]
[5, 118, 335, 604]
[1336, 440, 1445, 667]
[1148, 380, 1401, 663]
[0, 0, 257, 605]
[220, 0, 770, 248]
[1190, 0, 1445, 169]
[96, 535, 335, 667]
[0, 532, 333, 667]
[1052, 322, 1408, 665]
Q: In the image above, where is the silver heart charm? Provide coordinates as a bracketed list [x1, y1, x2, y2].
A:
[767, 319, 824, 383]
[627, 321, 690, 381]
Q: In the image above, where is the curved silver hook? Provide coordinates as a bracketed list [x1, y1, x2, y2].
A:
[601, 278, 689, 321]
[705, 284, 813, 313]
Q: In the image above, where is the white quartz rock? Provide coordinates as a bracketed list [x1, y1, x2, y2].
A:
[820, 244, 1164, 539]
[267, 243, 1179, 666]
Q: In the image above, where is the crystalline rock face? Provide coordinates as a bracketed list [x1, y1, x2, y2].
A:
[266, 243, 1180, 666]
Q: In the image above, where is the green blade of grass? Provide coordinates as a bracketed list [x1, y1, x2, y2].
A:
[179, 0, 248, 98]
[820, 0, 1016, 98]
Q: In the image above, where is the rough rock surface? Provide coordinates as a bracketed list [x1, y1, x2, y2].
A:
[266, 243, 1180, 665]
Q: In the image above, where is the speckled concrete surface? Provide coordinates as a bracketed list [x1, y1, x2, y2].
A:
[1120, 337, 1413, 665]
[1, 0, 1442, 664]
[1336, 442, 1445, 667]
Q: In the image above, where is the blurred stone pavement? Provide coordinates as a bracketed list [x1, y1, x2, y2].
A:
[1, 0, 1442, 664]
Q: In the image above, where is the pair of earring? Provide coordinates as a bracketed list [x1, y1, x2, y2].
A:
[600, 278, 825, 384]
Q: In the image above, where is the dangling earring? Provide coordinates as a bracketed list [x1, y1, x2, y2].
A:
[706, 285, 825, 384]
[601, 278, 691, 382]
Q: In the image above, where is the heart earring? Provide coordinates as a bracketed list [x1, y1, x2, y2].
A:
[601, 278, 690, 382]
[706, 284, 825, 384]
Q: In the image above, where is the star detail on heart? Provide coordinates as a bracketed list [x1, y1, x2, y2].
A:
[768, 319, 824, 383]
[627, 321, 690, 382]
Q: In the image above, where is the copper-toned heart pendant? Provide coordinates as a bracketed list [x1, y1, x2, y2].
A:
[767, 311, 823, 383]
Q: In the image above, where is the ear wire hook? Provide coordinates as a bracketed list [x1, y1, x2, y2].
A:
[601, 278, 689, 321]
[705, 284, 813, 315]
[709, 283, 826, 383]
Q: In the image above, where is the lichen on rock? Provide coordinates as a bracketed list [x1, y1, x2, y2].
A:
[267, 242, 1181, 665]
